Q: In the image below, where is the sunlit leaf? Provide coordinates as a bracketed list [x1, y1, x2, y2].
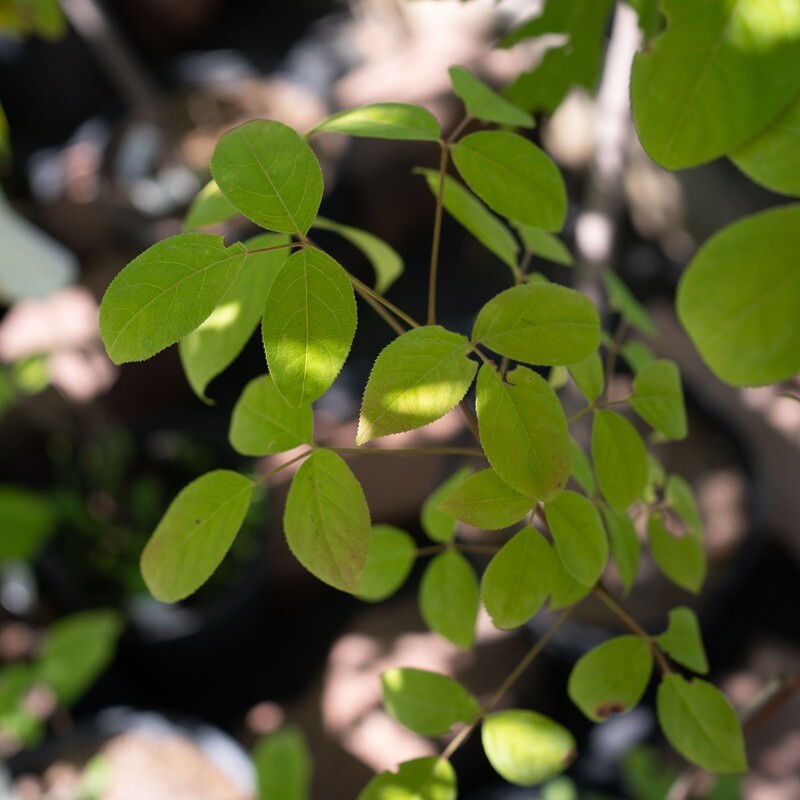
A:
[657, 674, 747, 773]
[357, 326, 477, 444]
[482, 528, 554, 629]
[141, 470, 254, 602]
[358, 757, 457, 800]
[100, 233, 246, 364]
[449, 66, 534, 127]
[183, 179, 238, 230]
[657, 607, 709, 674]
[229, 375, 313, 456]
[211, 120, 323, 234]
[546, 490, 608, 587]
[476, 365, 570, 501]
[263, 247, 357, 406]
[284, 449, 370, 594]
[438, 468, 533, 530]
[677, 205, 800, 386]
[419, 551, 479, 649]
[568, 636, 653, 722]
[312, 103, 441, 141]
[482, 710, 576, 786]
[451, 131, 567, 231]
[254, 727, 312, 800]
[421, 467, 474, 543]
[359, 525, 416, 602]
[630, 359, 688, 440]
[473, 283, 600, 366]
[381, 668, 478, 736]
[592, 411, 648, 510]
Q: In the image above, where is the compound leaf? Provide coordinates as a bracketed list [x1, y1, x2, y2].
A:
[568, 636, 654, 722]
[631, 0, 800, 169]
[100, 233, 246, 364]
[677, 205, 800, 386]
[229, 375, 313, 456]
[312, 103, 441, 141]
[630, 359, 688, 440]
[592, 411, 648, 510]
[657, 674, 747, 773]
[211, 120, 323, 234]
[357, 326, 476, 445]
[438, 468, 533, 530]
[179, 233, 290, 401]
[482, 710, 576, 787]
[359, 525, 416, 603]
[473, 282, 600, 366]
[476, 365, 570, 501]
[381, 668, 479, 736]
[451, 131, 567, 231]
[141, 470, 253, 602]
[482, 527, 554, 629]
[284, 449, 370, 594]
[419, 550, 479, 649]
[263, 247, 357, 407]
[546, 490, 608, 587]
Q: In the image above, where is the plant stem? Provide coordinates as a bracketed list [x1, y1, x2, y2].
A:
[246, 241, 301, 255]
[593, 584, 671, 675]
[354, 283, 407, 336]
[439, 608, 574, 763]
[447, 114, 473, 144]
[567, 403, 595, 424]
[427, 141, 450, 325]
[459, 400, 481, 445]
[603, 319, 628, 402]
[253, 448, 314, 485]
[331, 446, 486, 458]
[347, 272, 420, 329]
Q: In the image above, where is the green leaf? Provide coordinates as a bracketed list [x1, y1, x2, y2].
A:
[592, 411, 648, 511]
[625, 0, 664, 41]
[0, 486, 55, 561]
[183, 179, 238, 230]
[141, 470, 254, 602]
[229, 375, 313, 456]
[419, 551, 479, 649]
[100, 233, 246, 364]
[657, 674, 747, 773]
[476, 365, 570, 501]
[677, 205, 800, 386]
[312, 103, 441, 141]
[601, 271, 657, 337]
[502, 0, 616, 114]
[179, 233, 290, 401]
[648, 512, 706, 594]
[657, 607, 709, 675]
[421, 467, 474, 543]
[550, 544, 593, 609]
[631, 0, 800, 169]
[568, 437, 596, 496]
[732, 92, 800, 196]
[358, 757, 457, 800]
[601, 506, 640, 592]
[568, 636, 654, 722]
[359, 525, 416, 602]
[568, 351, 603, 403]
[254, 728, 312, 800]
[263, 247, 357, 406]
[546, 490, 608, 587]
[438, 468, 533, 530]
[449, 66, 534, 127]
[357, 326, 477, 445]
[473, 283, 600, 366]
[381, 668, 479, 736]
[312, 216, 403, 294]
[645, 454, 667, 504]
[482, 528, 554, 629]
[38, 610, 123, 705]
[513, 224, 574, 266]
[451, 131, 567, 231]
[211, 119, 323, 234]
[621, 340, 656, 373]
[284, 449, 370, 594]
[482, 710, 577, 787]
[630, 359, 687, 440]
[666, 475, 703, 537]
[416, 168, 519, 271]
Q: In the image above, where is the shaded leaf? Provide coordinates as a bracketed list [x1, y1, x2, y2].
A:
[183, 179, 238, 230]
[438, 468, 533, 530]
[312, 103, 441, 141]
[648, 512, 706, 594]
[568, 437, 596, 496]
[284, 449, 370, 593]
[630, 359, 688, 440]
[592, 411, 648, 510]
[621, 340, 656, 373]
[602, 271, 657, 336]
[419, 551, 479, 649]
[0, 486, 55, 561]
[421, 467, 474, 543]
[657, 607, 709, 674]
[449, 66, 534, 127]
[568, 351, 603, 403]
[550, 544, 593, 609]
[514, 223, 574, 266]
[358, 757, 457, 800]
[254, 727, 312, 800]
[666, 475, 703, 537]
[602, 506, 640, 592]
[359, 525, 416, 602]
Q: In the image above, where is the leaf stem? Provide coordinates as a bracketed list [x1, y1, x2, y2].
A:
[567, 403, 595, 424]
[253, 448, 314, 485]
[354, 283, 407, 336]
[593, 584, 671, 675]
[446, 114, 473, 144]
[331, 446, 486, 458]
[603, 319, 628, 403]
[347, 272, 421, 329]
[427, 141, 450, 325]
[459, 400, 481, 445]
[439, 607, 574, 762]
[246, 241, 301, 255]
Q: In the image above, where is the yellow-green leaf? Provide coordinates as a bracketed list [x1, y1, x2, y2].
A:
[312, 103, 441, 141]
[254, 727, 312, 800]
[630, 359, 687, 440]
[358, 757, 457, 800]
[602, 506, 640, 592]
[438, 468, 533, 530]
[657, 607, 709, 675]
[648, 513, 706, 594]
[183, 179, 238, 230]
[449, 66, 534, 127]
[419, 551, 479, 649]
[568, 351, 603, 403]
[421, 467, 473, 543]
[359, 525, 416, 603]
[592, 411, 648, 511]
